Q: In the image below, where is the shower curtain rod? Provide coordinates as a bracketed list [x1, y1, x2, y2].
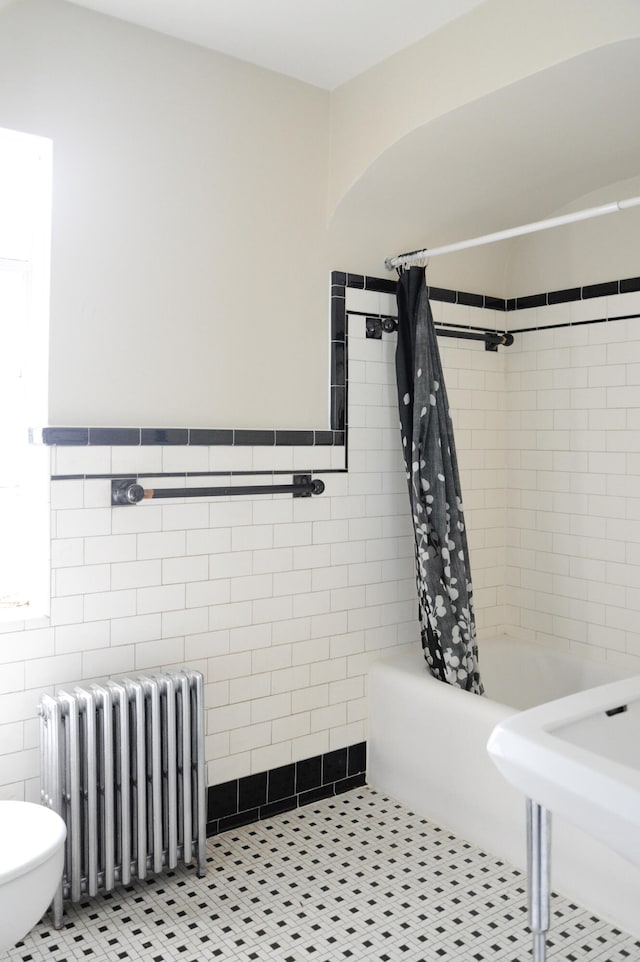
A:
[385, 196, 640, 271]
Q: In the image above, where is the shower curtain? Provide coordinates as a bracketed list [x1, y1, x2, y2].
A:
[395, 266, 483, 693]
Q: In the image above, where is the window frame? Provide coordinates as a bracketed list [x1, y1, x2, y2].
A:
[0, 127, 52, 624]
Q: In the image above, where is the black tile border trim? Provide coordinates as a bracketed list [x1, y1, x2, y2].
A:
[51, 468, 348, 482]
[339, 271, 640, 344]
[339, 271, 640, 314]
[510, 310, 640, 336]
[34, 272, 640, 447]
[206, 741, 367, 836]
[509, 276, 640, 310]
[38, 426, 345, 448]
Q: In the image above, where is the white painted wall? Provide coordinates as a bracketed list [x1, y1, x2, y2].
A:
[506, 177, 640, 297]
[0, 0, 330, 429]
[2, 0, 637, 435]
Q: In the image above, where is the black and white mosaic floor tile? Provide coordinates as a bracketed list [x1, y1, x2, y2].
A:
[8, 788, 640, 962]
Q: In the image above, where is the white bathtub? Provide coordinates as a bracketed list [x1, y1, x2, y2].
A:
[368, 636, 640, 938]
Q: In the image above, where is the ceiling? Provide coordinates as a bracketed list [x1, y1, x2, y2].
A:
[328, 39, 640, 291]
[63, 0, 488, 89]
[22, 0, 639, 293]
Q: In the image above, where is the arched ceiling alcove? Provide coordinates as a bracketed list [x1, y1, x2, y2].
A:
[328, 40, 640, 296]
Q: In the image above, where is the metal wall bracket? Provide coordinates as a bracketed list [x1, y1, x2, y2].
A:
[485, 331, 515, 351]
[112, 479, 145, 505]
[366, 316, 399, 339]
[366, 316, 382, 339]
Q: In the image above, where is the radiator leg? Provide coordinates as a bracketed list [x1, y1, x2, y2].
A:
[197, 841, 207, 878]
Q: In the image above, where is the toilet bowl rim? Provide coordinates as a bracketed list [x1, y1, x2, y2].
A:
[0, 801, 66, 884]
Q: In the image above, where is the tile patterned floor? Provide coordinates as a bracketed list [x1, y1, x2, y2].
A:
[8, 788, 640, 962]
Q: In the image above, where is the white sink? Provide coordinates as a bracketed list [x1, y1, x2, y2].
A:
[487, 674, 640, 868]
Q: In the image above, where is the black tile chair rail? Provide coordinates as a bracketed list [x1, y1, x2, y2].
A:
[38, 426, 344, 447]
[206, 741, 367, 836]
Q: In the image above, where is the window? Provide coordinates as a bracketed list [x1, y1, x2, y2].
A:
[0, 127, 52, 621]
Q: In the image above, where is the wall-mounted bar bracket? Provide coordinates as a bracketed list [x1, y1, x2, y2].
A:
[485, 331, 515, 352]
[111, 474, 325, 506]
[366, 316, 398, 339]
[112, 480, 146, 505]
[365, 316, 382, 339]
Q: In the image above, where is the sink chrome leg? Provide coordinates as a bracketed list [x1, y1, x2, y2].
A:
[527, 799, 551, 962]
[52, 882, 64, 930]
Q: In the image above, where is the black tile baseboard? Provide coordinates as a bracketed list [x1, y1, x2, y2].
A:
[206, 741, 367, 836]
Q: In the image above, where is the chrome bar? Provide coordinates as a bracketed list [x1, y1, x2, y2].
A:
[385, 195, 640, 270]
[124, 677, 148, 880]
[178, 672, 193, 864]
[112, 474, 325, 506]
[77, 689, 99, 897]
[527, 798, 551, 962]
[93, 686, 115, 891]
[187, 669, 207, 877]
[58, 691, 82, 902]
[107, 681, 131, 886]
[40, 696, 66, 929]
[49, 694, 65, 930]
[158, 675, 178, 869]
[168, 671, 193, 864]
[143, 676, 164, 873]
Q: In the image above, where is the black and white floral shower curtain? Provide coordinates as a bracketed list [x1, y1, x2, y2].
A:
[395, 266, 483, 694]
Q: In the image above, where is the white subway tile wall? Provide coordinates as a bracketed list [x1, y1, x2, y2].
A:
[0, 291, 508, 801]
[505, 289, 640, 668]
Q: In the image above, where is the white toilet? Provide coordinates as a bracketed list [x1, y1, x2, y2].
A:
[0, 800, 66, 954]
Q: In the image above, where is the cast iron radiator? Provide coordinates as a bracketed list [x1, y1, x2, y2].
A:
[39, 669, 207, 928]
